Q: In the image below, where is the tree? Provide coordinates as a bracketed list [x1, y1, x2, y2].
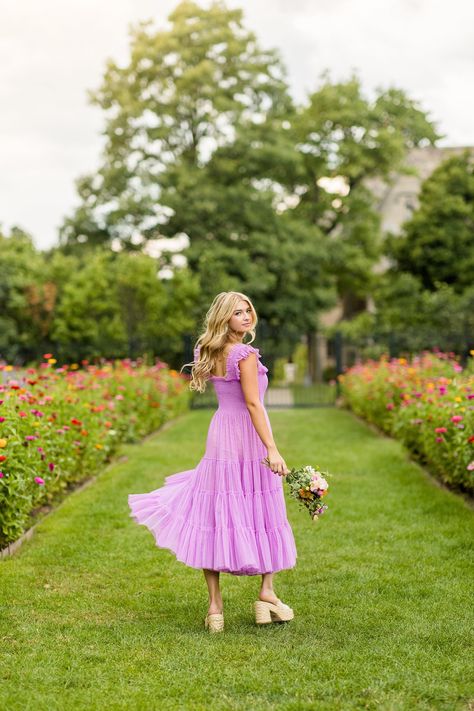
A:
[288, 75, 441, 302]
[389, 151, 474, 292]
[0, 227, 55, 362]
[51, 248, 198, 363]
[60, 0, 291, 252]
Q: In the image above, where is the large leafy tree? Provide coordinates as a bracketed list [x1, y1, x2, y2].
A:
[389, 151, 474, 292]
[60, 0, 290, 251]
[287, 76, 441, 302]
[59, 1, 441, 366]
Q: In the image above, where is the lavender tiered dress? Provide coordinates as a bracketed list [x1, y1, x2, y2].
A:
[128, 343, 297, 575]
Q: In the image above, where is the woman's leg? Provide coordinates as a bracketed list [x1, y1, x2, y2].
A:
[203, 569, 223, 614]
[259, 572, 279, 604]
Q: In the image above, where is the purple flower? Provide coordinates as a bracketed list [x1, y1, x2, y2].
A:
[48, 462, 55, 472]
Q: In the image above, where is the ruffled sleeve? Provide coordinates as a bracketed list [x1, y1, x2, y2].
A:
[228, 343, 266, 381]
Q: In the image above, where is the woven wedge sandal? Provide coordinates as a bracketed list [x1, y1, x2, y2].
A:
[204, 612, 224, 633]
[254, 599, 294, 625]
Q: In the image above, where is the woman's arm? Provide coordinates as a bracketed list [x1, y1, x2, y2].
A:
[239, 354, 289, 476]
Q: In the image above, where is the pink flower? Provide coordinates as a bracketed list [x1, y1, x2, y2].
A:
[467, 461, 474, 471]
[435, 427, 448, 433]
[48, 462, 55, 472]
[34, 476, 45, 485]
[435, 437, 444, 443]
[0, 471, 4, 478]
[25, 435, 38, 441]
[438, 386, 447, 395]
[18, 411, 27, 417]
[386, 403, 394, 410]
[451, 415, 463, 423]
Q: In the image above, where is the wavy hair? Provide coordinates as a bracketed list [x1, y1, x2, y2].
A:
[180, 291, 258, 393]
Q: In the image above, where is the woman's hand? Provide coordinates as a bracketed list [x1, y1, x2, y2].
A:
[265, 446, 289, 476]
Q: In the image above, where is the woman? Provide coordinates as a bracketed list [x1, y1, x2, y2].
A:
[128, 291, 297, 632]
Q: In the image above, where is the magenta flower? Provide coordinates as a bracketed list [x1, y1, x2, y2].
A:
[31, 409, 45, 417]
[451, 415, 463, 423]
[34, 476, 45, 485]
[436, 437, 444, 443]
[435, 427, 448, 433]
[0, 471, 4, 478]
[438, 386, 447, 395]
[25, 435, 38, 441]
[48, 462, 55, 472]
[0, 417, 5, 423]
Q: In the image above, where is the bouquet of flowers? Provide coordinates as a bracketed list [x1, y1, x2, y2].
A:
[262, 459, 330, 521]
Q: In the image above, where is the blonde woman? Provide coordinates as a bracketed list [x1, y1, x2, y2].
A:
[128, 291, 297, 632]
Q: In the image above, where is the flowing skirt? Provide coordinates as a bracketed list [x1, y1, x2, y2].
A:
[128, 408, 297, 575]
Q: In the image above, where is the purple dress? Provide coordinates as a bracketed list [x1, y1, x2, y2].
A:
[128, 342, 297, 575]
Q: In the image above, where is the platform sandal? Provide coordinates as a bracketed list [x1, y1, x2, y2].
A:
[204, 612, 224, 633]
[254, 599, 294, 625]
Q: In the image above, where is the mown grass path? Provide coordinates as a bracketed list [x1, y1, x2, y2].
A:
[1, 408, 473, 711]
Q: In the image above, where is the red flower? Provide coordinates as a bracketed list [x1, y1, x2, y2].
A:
[70, 418, 82, 426]
[0, 455, 6, 462]
[43, 353, 53, 359]
[468, 435, 474, 443]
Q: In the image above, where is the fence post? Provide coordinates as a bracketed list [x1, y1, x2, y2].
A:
[335, 330, 343, 397]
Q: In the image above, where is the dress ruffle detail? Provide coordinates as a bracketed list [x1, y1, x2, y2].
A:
[193, 342, 268, 381]
[128, 458, 297, 575]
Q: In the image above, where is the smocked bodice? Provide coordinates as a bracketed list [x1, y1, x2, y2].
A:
[193, 343, 269, 410]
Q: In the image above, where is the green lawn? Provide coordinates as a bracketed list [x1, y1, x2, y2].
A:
[0, 408, 473, 711]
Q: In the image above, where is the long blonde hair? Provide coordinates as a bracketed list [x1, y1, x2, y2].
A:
[181, 291, 258, 393]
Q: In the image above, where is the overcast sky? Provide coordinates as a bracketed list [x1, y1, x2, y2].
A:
[1, 0, 473, 250]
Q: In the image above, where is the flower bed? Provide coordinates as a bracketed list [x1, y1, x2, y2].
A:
[338, 351, 474, 495]
[0, 355, 190, 547]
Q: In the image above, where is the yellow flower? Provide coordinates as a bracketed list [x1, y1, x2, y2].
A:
[0, 438, 7, 448]
[95, 443, 104, 450]
[5, 365, 13, 371]
[454, 396, 461, 402]
[48, 358, 57, 365]
[470, 349, 474, 356]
